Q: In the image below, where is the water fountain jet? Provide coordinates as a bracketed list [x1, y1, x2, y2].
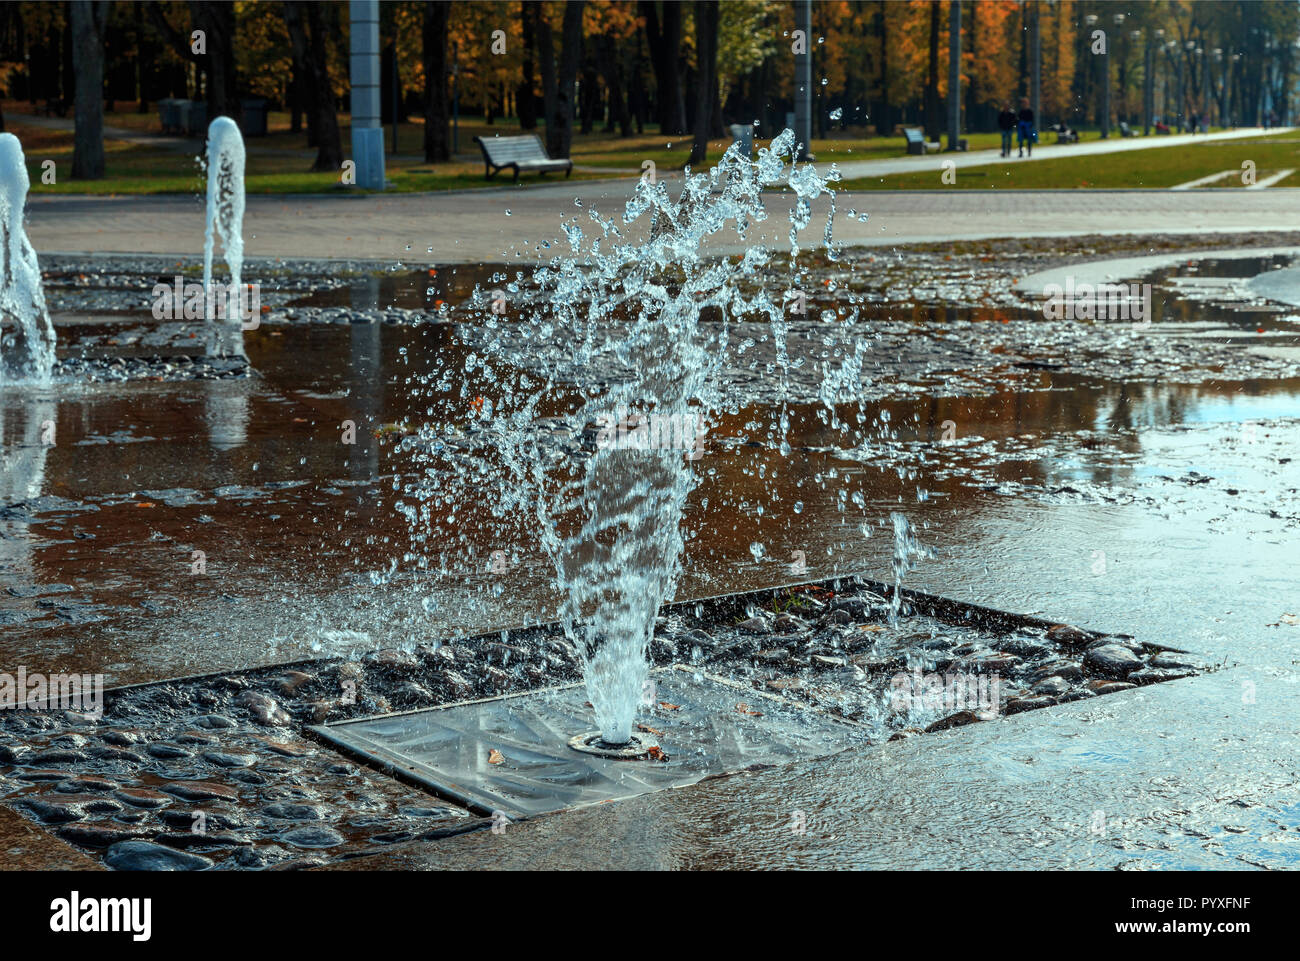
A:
[0, 133, 56, 386]
[202, 116, 248, 359]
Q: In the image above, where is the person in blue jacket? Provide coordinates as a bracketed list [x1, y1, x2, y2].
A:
[1017, 97, 1035, 157]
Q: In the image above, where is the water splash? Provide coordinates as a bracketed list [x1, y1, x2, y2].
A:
[401, 130, 837, 745]
[202, 116, 246, 359]
[889, 512, 933, 625]
[0, 133, 55, 386]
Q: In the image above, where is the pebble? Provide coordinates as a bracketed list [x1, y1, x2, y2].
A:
[174, 731, 218, 745]
[114, 787, 172, 809]
[439, 670, 474, 699]
[54, 776, 118, 793]
[235, 691, 291, 727]
[736, 616, 773, 635]
[773, 613, 810, 634]
[281, 825, 345, 849]
[1027, 660, 1083, 684]
[925, 709, 998, 732]
[147, 743, 193, 759]
[57, 823, 148, 847]
[262, 802, 325, 821]
[1083, 644, 1143, 678]
[1128, 666, 1196, 685]
[279, 671, 315, 695]
[99, 730, 142, 747]
[261, 739, 311, 758]
[105, 840, 213, 871]
[203, 751, 256, 768]
[1030, 676, 1071, 697]
[1004, 695, 1058, 715]
[1148, 653, 1204, 671]
[193, 714, 238, 730]
[160, 780, 238, 802]
[24, 794, 121, 823]
[1087, 680, 1137, 695]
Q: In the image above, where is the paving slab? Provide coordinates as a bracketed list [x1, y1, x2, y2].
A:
[316, 668, 1300, 870]
[0, 803, 104, 871]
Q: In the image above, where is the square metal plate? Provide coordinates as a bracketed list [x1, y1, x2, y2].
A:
[309, 665, 863, 820]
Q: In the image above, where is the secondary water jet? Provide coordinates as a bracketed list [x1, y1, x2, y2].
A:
[203, 116, 248, 359]
[0, 133, 56, 386]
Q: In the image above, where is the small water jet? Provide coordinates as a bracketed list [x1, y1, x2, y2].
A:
[0, 133, 56, 386]
[202, 116, 248, 359]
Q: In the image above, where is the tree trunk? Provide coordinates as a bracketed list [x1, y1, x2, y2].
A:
[878, 0, 890, 135]
[597, 33, 629, 136]
[687, 0, 717, 166]
[924, 0, 940, 141]
[542, 1, 584, 159]
[71, 0, 109, 180]
[518, 1, 539, 129]
[283, 1, 342, 171]
[641, 0, 686, 135]
[190, 1, 238, 119]
[422, 0, 451, 162]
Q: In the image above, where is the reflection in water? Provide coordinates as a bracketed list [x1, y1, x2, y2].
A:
[203, 377, 250, 451]
[0, 394, 55, 581]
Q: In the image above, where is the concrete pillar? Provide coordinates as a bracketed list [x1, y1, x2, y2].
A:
[350, 0, 385, 189]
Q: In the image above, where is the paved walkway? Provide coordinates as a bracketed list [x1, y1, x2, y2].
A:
[828, 125, 1292, 179]
[27, 182, 1300, 265]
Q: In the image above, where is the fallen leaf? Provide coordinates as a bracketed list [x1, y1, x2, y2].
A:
[657, 701, 680, 711]
[735, 703, 763, 717]
[857, 624, 885, 632]
[487, 749, 504, 765]
[135, 502, 156, 508]
[636, 723, 665, 737]
[646, 745, 669, 762]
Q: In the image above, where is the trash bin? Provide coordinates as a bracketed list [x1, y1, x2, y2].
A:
[186, 100, 208, 135]
[158, 98, 182, 134]
[174, 100, 191, 135]
[239, 98, 268, 137]
[728, 123, 753, 159]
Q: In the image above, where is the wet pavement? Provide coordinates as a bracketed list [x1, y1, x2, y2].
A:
[3, 239, 1299, 868]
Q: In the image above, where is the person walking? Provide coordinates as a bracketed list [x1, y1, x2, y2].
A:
[998, 102, 1016, 157]
[1017, 97, 1035, 157]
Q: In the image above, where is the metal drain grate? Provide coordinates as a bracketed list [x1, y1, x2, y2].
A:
[309, 665, 863, 820]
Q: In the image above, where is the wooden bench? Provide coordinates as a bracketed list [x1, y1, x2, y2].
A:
[474, 134, 572, 181]
[903, 126, 941, 155]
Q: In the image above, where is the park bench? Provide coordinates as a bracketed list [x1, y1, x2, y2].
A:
[474, 134, 572, 181]
[1049, 122, 1079, 144]
[903, 127, 939, 155]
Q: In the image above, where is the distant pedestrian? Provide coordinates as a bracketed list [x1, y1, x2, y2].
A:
[1017, 97, 1035, 157]
[998, 102, 1016, 157]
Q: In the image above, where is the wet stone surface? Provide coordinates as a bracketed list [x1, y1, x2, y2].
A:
[0, 583, 1207, 869]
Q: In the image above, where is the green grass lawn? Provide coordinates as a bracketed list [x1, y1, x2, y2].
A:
[6, 102, 1288, 195]
[835, 131, 1300, 190]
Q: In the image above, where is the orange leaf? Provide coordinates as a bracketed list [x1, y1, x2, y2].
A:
[487, 749, 504, 765]
[135, 502, 156, 508]
[646, 745, 669, 762]
[636, 723, 664, 737]
[735, 703, 763, 717]
[657, 702, 680, 711]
